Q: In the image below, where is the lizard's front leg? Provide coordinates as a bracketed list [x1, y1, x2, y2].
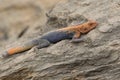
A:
[70, 32, 84, 43]
[70, 37, 85, 43]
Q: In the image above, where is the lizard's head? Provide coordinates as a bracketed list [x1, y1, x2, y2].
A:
[80, 20, 98, 33]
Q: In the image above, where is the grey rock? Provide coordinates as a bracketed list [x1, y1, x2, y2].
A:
[0, 0, 120, 80]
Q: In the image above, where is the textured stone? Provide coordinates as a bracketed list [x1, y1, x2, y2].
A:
[0, 0, 120, 80]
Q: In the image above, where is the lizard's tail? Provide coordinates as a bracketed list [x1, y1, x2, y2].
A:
[1, 44, 35, 58]
[0, 39, 38, 58]
[0, 38, 50, 58]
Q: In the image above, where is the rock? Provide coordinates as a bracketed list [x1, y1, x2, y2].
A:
[0, 0, 42, 39]
[46, 14, 88, 28]
[0, 0, 120, 80]
[98, 24, 113, 33]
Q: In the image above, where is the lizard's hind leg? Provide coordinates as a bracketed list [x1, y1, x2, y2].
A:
[35, 39, 50, 49]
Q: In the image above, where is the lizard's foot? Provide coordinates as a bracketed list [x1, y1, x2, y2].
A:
[70, 36, 87, 43]
[70, 38, 85, 43]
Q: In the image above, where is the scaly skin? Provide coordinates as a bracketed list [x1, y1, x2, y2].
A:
[0, 20, 98, 58]
[59, 20, 98, 39]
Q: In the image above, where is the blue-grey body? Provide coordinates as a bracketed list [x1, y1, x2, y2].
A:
[40, 31, 74, 43]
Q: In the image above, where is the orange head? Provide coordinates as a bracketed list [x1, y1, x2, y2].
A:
[80, 20, 98, 33]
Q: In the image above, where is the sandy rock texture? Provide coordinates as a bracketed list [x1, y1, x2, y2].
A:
[0, 0, 62, 44]
[0, 0, 120, 80]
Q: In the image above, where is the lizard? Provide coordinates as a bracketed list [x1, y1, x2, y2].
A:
[0, 20, 98, 58]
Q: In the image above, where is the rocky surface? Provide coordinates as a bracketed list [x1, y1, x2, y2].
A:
[0, 0, 120, 80]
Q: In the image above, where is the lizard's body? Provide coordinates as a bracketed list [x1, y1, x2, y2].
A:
[1, 20, 98, 58]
